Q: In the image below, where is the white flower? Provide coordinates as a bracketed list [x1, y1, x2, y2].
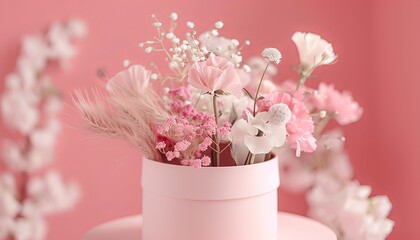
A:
[291, 32, 337, 75]
[1, 90, 39, 134]
[67, 18, 88, 38]
[307, 181, 394, 240]
[186, 21, 195, 28]
[261, 48, 282, 64]
[13, 217, 47, 240]
[170, 12, 178, 21]
[0, 217, 14, 239]
[214, 21, 224, 29]
[277, 130, 353, 192]
[0, 174, 20, 217]
[22, 171, 80, 217]
[229, 104, 290, 165]
[198, 32, 243, 65]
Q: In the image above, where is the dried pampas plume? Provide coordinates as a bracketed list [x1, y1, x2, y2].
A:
[73, 86, 165, 161]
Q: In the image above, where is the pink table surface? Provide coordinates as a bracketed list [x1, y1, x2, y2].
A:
[82, 212, 337, 240]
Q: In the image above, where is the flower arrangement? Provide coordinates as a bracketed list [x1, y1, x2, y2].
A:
[0, 19, 86, 240]
[74, 13, 394, 239]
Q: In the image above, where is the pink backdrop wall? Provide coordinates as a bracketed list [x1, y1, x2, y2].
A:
[0, 0, 418, 239]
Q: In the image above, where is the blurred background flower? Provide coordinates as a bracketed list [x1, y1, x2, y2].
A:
[1, 0, 419, 239]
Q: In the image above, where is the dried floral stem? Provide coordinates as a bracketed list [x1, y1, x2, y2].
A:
[252, 62, 270, 116]
[314, 114, 331, 137]
[212, 94, 220, 166]
[245, 61, 270, 165]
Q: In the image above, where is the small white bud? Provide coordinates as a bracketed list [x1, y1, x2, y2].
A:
[145, 47, 153, 53]
[169, 61, 179, 69]
[186, 21, 195, 28]
[153, 21, 162, 27]
[231, 39, 240, 47]
[166, 32, 174, 39]
[211, 29, 219, 36]
[151, 73, 159, 80]
[172, 37, 180, 44]
[170, 12, 178, 21]
[319, 110, 327, 118]
[243, 64, 251, 73]
[123, 59, 130, 67]
[214, 21, 224, 29]
[245, 40, 251, 45]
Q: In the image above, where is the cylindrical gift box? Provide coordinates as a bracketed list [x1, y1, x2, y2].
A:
[141, 156, 279, 240]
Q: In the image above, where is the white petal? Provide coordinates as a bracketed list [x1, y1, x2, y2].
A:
[271, 125, 287, 147]
[244, 135, 273, 154]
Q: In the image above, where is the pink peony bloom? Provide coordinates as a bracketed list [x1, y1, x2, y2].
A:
[311, 83, 363, 125]
[258, 90, 317, 156]
[188, 56, 242, 97]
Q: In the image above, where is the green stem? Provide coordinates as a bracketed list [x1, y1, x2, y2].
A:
[212, 94, 220, 166]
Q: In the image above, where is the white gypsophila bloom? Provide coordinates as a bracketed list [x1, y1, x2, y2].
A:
[170, 12, 178, 21]
[186, 21, 195, 28]
[261, 48, 282, 64]
[214, 21, 224, 29]
[291, 32, 337, 75]
[198, 31, 243, 65]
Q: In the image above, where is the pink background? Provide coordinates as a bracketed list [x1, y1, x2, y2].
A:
[0, 0, 418, 239]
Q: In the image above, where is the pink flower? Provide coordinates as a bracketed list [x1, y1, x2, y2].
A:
[188, 56, 242, 97]
[106, 65, 151, 96]
[258, 90, 317, 156]
[311, 83, 363, 125]
[155, 141, 166, 150]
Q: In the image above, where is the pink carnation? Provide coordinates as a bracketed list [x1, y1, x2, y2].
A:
[188, 56, 242, 97]
[258, 90, 316, 156]
[311, 83, 363, 125]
